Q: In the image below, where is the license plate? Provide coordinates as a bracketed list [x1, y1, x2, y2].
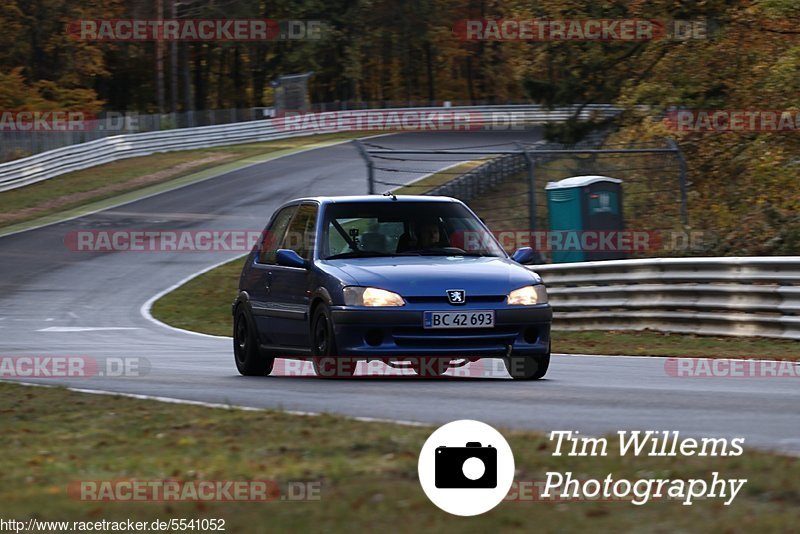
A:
[423, 310, 495, 329]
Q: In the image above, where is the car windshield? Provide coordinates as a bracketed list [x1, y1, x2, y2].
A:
[320, 201, 505, 260]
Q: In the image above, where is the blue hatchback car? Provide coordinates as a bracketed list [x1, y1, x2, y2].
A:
[232, 195, 552, 379]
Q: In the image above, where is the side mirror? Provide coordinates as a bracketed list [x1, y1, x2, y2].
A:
[511, 247, 536, 264]
[276, 249, 307, 268]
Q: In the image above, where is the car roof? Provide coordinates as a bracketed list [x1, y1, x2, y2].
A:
[285, 195, 461, 205]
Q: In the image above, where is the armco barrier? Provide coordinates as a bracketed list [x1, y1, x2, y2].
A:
[534, 256, 800, 340]
[0, 104, 619, 192]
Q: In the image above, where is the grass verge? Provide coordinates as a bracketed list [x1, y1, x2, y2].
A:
[151, 257, 800, 359]
[149, 257, 245, 337]
[552, 330, 800, 359]
[1, 382, 798, 531]
[0, 132, 364, 231]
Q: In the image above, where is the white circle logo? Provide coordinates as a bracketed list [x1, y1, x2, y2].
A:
[418, 419, 515, 516]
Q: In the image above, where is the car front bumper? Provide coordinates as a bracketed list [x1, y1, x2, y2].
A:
[330, 304, 551, 359]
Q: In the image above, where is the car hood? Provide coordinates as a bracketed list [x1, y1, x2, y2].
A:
[319, 256, 542, 296]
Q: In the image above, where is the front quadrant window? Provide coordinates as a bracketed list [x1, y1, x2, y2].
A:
[282, 203, 318, 260]
[258, 206, 297, 264]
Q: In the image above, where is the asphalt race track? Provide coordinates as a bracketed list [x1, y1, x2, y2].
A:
[1, 130, 798, 455]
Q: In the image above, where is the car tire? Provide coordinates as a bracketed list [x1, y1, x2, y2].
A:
[233, 306, 274, 376]
[504, 346, 550, 380]
[311, 305, 357, 378]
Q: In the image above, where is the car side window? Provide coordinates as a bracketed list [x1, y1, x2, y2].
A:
[282, 203, 318, 260]
[257, 206, 296, 264]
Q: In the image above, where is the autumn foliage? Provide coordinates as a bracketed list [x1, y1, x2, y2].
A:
[1, 0, 799, 254]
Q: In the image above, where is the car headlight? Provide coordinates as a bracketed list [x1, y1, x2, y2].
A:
[343, 287, 405, 307]
[507, 285, 548, 305]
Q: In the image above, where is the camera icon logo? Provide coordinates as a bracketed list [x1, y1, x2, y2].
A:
[418, 420, 515, 516]
[435, 442, 497, 488]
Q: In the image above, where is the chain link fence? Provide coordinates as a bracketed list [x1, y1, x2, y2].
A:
[357, 135, 694, 260]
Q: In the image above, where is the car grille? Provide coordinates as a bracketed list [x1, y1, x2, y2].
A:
[391, 326, 518, 348]
[404, 295, 506, 305]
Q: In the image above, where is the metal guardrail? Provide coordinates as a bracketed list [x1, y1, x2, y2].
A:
[0, 104, 619, 193]
[0, 120, 311, 193]
[533, 257, 800, 340]
[0, 108, 263, 163]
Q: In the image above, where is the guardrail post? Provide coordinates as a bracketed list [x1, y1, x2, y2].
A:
[353, 140, 376, 194]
